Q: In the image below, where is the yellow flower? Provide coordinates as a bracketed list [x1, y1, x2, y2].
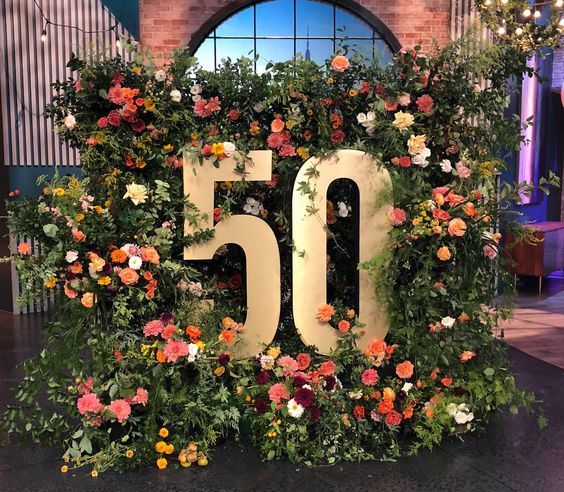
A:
[412, 218, 421, 226]
[393, 111, 415, 131]
[91, 470, 98, 478]
[195, 340, 206, 350]
[349, 89, 358, 97]
[191, 132, 199, 140]
[125, 449, 135, 458]
[104, 199, 112, 208]
[132, 66, 142, 75]
[220, 181, 233, 191]
[156, 458, 167, 469]
[97, 276, 111, 286]
[155, 441, 167, 453]
[144, 98, 155, 111]
[297, 146, 309, 160]
[163, 144, 173, 151]
[158, 428, 169, 438]
[60, 465, 69, 473]
[165, 444, 174, 455]
[327, 77, 334, 84]
[92, 205, 103, 214]
[53, 187, 65, 196]
[222, 317, 234, 329]
[267, 346, 281, 359]
[285, 119, 297, 129]
[45, 277, 57, 288]
[214, 366, 226, 376]
[211, 142, 225, 156]
[123, 183, 148, 205]
[95, 132, 106, 143]
[407, 134, 427, 155]
[75, 213, 85, 222]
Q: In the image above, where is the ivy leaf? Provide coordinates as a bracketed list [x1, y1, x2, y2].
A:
[43, 224, 59, 238]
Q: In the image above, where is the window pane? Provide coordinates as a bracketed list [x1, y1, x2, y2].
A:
[337, 38, 373, 61]
[296, 39, 334, 64]
[216, 8, 254, 37]
[296, 0, 333, 37]
[256, 0, 294, 37]
[335, 8, 372, 38]
[374, 39, 393, 66]
[216, 39, 255, 65]
[256, 39, 294, 72]
[195, 38, 215, 71]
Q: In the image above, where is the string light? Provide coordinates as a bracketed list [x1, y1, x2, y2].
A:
[534, 10, 542, 18]
[498, 26, 506, 35]
[515, 27, 523, 35]
[40, 22, 48, 43]
[523, 8, 532, 17]
[556, 0, 564, 7]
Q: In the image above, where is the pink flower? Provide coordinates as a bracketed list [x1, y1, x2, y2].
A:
[97, 117, 108, 127]
[267, 132, 284, 149]
[296, 353, 311, 370]
[108, 399, 131, 423]
[77, 377, 95, 395]
[389, 208, 407, 226]
[132, 387, 148, 406]
[279, 144, 296, 158]
[483, 244, 498, 259]
[161, 324, 177, 340]
[361, 368, 379, 386]
[207, 96, 221, 112]
[278, 355, 299, 374]
[319, 360, 336, 376]
[384, 97, 398, 111]
[107, 110, 121, 126]
[108, 85, 125, 105]
[455, 161, 472, 179]
[163, 339, 190, 362]
[416, 94, 434, 113]
[77, 393, 104, 416]
[194, 99, 209, 117]
[268, 382, 290, 403]
[143, 319, 164, 337]
[338, 320, 350, 333]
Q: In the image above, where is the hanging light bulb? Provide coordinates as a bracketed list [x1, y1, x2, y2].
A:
[559, 17, 564, 26]
[556, 0, 563, 7]
[534, 10, 541, 18]
[498, 26, 506, 35]
[523, 8, 531, 17]
[515, 27, 523, 35]
[40, 29, 47, 42]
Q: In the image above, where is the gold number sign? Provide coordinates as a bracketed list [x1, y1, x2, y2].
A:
[292, 150, 392, 354]
[184, 151, 281, 357]
[184, 149, 391, 357]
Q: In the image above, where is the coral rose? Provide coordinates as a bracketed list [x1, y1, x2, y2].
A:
[331, 55, 350, 72]
[108, 399, 131, 423]
[361, 368, 379, 386]
[389, 207, 407, 226]
[436, 246, 452, 261]
[416, 94, 434, 113]
[119, 267, 139, 285]
[459, 350, 476, 362]
[77, 393, 104, 416]
[319, 359, 336, 376]
[271, 118, 285, 133]
[268, 382, 290, 403]
[432, 208, 451, 222]
[338, 320, 350, 333]
[72, 229, 86, 242]
[365, 338, 387, 357]
[163, 339, 190, 362]
[296, 353, 311, 370]
[140, 246, 160, 264]
[385, 410, 403, 427]
[448, 218, 467, 237]
[395, 360, 414, 379]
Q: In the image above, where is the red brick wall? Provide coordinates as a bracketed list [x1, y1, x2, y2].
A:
[139, 0, 451, 57]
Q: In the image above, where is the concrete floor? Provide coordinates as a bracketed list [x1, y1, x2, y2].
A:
[1, 283, 564, 491]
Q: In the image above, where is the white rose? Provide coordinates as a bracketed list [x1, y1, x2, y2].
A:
[287, 398, 305, 418]
[223, 141, 236, 157]
[440, 159, 453, 173]
[366, 111, 376, 121]
[447, 403, 458, 416]
[192, 94, 202, 103]
[454, 411, 470, 424]
[365, 124, 376, 135]
[420, 147, 431, 158]
[154, 69, 167, 82]
[64, 114, 76, 129]
[411, 154, 429, 168]
[356, 112, 367, 124]
[337, 201, 351, 217]
[123, 183, 148, 205]
[170, 89, 181, 102]
[188, 343, 199, 357]
[190, 84, 202, 95]
[401, 382, 413, 393]
[128, 255, 142, 270]
[441, 316, 456, 328]
[398, 93, 411, 106]
[65, 250, 79, 263]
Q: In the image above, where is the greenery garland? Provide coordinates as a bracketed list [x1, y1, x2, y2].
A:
[1, 26, 560, 475]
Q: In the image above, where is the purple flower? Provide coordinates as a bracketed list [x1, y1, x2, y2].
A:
[256, 370, 270, 385]
[254, 398, 268, 414]
[218, 353, 231, 366]
[324, 376, 336, 392]
[309, 405, 321, 422]
[294, 387, 315, 408]
[160, 312, 174, 324]
[293, 375, 307, 388]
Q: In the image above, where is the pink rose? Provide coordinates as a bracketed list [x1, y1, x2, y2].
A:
[97, 117, 108, 127]
[108, 399, 131, 423]
[278, 355, 299, 374]
[296, 353, 311, 371]
[132, 387, 148, 406]
[268, 382, 290, 403]
[77, 393, 104, 416]
[107, 110, 121, 126]
[163, 339, 190, 362]
[416, 94, 434, 113]
[389, 208, 407, 226]
[455, 161, 472, 179]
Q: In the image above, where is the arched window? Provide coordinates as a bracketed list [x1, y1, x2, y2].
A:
[190, 0, 400, 72]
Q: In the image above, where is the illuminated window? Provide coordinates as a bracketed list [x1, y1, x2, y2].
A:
[191, 0, 398, 72]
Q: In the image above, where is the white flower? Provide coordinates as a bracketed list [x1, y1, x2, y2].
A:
[420, 147, 431, 158]
[187, 343, 199, 362]
[154, 69, 167, 82]
[441, 316, 456, 328]
[192, 94, 202, 103]
[366, 111, 376, 121]
[123, 183, 148, 205]
[223, 141, 236, 158]
[447, 403, 458, 416]
[170, 89, 182, 102]
[356, 112, 367, 124]
[190, 84, 202, 95]
[287, 398, 305, 418]
[120, 243, 139, 257]
[243, 197, 263, 216]
[411, 154, 429, 168]
[88, 267, 99, 279]
[260, 355, 274, 370]
[64, 114, 76, 129]
[253, 102, 265, 113]
[187, 281, 203, 297]
[337, 201, 351, 218]
[365, 124, 376, 135]
[128, 255, 142, 270]
[65, 250, 79, 263]
[398, 93, 411, 106]
[440, 159, 453, 173]
[348, 390, 363, 400]
[458, 403, 470, 412]
[454, 411, 474, 424]
[401, 382, 413, 393]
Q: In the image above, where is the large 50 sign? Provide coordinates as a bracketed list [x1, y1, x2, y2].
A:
[184, 150, 392, 357]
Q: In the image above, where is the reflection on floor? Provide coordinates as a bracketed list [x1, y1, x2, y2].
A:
[502, 273, 564, 369]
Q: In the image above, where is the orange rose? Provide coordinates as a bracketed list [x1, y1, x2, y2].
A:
[64, 283, 77, 299]
[382, 387, 396, 401]
[462, 202, 477, 217]
[80, 292, 95, 308]
[441, 376, 453, 387]
[111, 249, 128, 263]
[70, 263, 83, 274]
[459, 350, 476, 362]
[88, 253, 106, 272]
[156, 350, 166, 363]
[72, 229, 86, 242]
[447, 218, 467, 237]
[270, 118, 285, 133]
[395, 360, 414, 379]
[118, 267, 139, 285]
[436, 246, 452, 261]
[331, 55, 350, 72]
[365, 338, 387, 357]
[140, 246, 160, 265]
[222, 317, 235, 329]
[219, 330, 235, 344]
[377, 399, 394, 414]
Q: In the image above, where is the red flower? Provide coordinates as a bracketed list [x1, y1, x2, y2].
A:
[432, 208, 451, 222]
[107, 110, 121, 126]
[130, 119, 146, 132]
[331, 130, 345, 144]
[353, 404, 365, 420]
[399, 156, 411, 168]
[97, 117, 108, 127]
[228, 108, 240, 120]
[296, 353, 311, 371]
[385, 410, 402, 427]
[384, 97, 398, 111]
[416, 94, 434, 113]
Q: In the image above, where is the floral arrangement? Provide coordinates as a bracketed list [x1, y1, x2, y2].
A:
[1, 30, 559, 475]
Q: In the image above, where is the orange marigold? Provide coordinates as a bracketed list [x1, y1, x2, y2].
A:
[219, 330, 235, 344]
[111, 249, 128, 264]
[316, 304, 335, 323]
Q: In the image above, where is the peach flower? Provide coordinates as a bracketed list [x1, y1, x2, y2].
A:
[119, 267, 139, 285]
[330, 55, 350, 72]
[296, 353, 311, 370]
[17, 242, 31, 255]
[459, 350, 476, 362]
[365, 338, 387, 358]
[72, 229, 86, 242]
[395, 360, 414, 379]
[448, 218, 467, 237]
[140, 246, 160, 264]
[108, 399, 131, 423]
[271, 118, 285, 133]
[338, 320, 350, 333]
[77, 393, 104, 416]
[436, 246, 452, 261]
[389, 208, 407, 226]
[316, 304, 335, 322]
[268, 382, 290, 403]
[319, 359, 336, 376]
[81, 292, 95, 308]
